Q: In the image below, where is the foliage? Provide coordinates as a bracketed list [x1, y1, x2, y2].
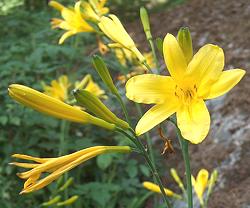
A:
[0, 4, 150, 208]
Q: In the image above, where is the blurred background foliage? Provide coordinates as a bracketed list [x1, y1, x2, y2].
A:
[0, 0, 184, 207]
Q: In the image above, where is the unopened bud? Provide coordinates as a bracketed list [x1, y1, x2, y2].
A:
[73, 89, 129, 129]
[42, 195, 61, 206]
[59, 177, 74, 192]
[57, 195, 79, 206]
[92, 55, 119, 96]
[177, 27, 193, 63]
[140, 7, 152, 40]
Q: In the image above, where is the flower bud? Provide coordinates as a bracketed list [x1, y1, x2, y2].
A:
[140, 7, 152, 40]
[170, 168, 184, 190]
[57, 195, 79, 206]
[42, 195, 61, 206]
[92, 55, 119, 96]
[73, 89, 129, 129]
[59, 177, 74, 192]
[177, 27, 193, 63]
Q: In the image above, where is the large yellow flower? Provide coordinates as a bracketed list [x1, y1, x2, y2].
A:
[10, 146, 131, 194]
[49, 1, 94, 44]
[192, 169, 209, 205]
[126, 33, 245, 144]
[98, 15, 145, 62]
[42, 75, 70, 102]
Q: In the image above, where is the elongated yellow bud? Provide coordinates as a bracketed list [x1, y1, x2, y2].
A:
[177, 27, 193, 63]
[73, 89, 129, 129]
[170, 168, 185, 191]
[143, 181, 182, 200]
[92, 55, 119, 96]
[57, 195, 79, 206]
[8, 84, 115, 130]
[42, 195, 61, 206]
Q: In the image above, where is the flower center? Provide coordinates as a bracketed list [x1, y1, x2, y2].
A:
[174, 84, 197, 105]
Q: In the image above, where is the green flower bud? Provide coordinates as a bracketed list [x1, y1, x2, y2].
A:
[92, 55, 119, 96]
[42, 195, 61, 206]
[73, 89, 129, 129]
[59, 177, 74, 192]
[57, 195, 79, 206]
[177, 27, 193, 63]
[140, 7, 152, 40]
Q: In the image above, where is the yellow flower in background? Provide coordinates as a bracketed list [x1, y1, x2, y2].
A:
[126, 33, 245, 144]
[117, 52, 154, 84]
[49, 1, 94, 44]
[8, 84, 114, 130]
[192, 169, 209, 205]
[42, 75, 70, 102]
[143, 181, 182, 200]
[81, 0, 109, 22]
[115, 47, 135, 66]
[10, 146, 131, 194]
[98, 14, 145, 63]
[75, 74, 107, 99]
[98, 38, 109, 55]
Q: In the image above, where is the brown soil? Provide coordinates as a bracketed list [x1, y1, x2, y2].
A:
[128, 0, 250, 207]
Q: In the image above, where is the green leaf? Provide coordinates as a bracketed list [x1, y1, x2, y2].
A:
[96, 154, 113, 170]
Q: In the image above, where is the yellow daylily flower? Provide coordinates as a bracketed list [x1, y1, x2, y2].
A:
[143, 181, 182, 200]
[117, 52, 154, 84]
[126, 33, 245, 144]
[75, 74, 107, 99]
[192, 169, 209, 205]
[81, 0, 109, 22]
[98, 14, 145, 63]
[42, 75, 70, 102]
[8, 84, 114, 130]
[115, 47, 135, 66]
[10, 146, 131, 194]
[49, 1, 94, 44]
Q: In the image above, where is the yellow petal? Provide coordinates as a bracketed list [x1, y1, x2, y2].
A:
[163, 33, 187, 82]
[204, 69, 245, 99]
[177, 100, 210, 144]
[12, 154, 49, 163]
[126, 74, 175, 104]
[59, 31, 76, 44]
[186, 44, 224, 88]
[136, 99, 179, 135]
[195, 169, 209, 204]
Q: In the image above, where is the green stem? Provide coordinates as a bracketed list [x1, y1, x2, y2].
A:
[119, 129, 172, 208]
[116, 94, 132, 126]
[135, 103, 155, 169]
[175, 127, 193, 208]
[148, 38, 160, 74]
